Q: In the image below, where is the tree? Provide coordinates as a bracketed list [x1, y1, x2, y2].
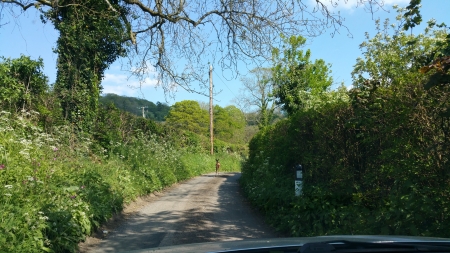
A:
[271, 35, 333, 115]
[47, 0, 128, 131]
[402, 0, 422, 31]
[214, 105, 245, 143]
[2, 0, 386, 130]
[351, 6, 449, 89]
[154, 102, 171, 121]
[235, 67, 276, 129]
[348, 8, 450, 204]
[224, 105, 246, 144]
[0, 55, 48, 112]
[165, 100, 208, 134]
[214, 105, 233, 141]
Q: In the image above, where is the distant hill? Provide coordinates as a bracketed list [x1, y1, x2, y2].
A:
[99, 93, 170, 121]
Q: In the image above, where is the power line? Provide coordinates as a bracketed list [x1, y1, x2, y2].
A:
[212, 68, 237, 98]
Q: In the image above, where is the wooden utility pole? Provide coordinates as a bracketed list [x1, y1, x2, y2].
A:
[209, 65, 214, 155]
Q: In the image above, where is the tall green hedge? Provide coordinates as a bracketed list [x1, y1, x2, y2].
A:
[240, 81, 450, 237]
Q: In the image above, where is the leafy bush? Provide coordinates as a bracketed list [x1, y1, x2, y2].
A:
[241, 15, 450, 236]
[240, 81, 450, 237]
[0, 56, 48, 113]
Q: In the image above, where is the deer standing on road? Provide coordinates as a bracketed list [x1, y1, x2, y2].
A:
[215, 159, 220, 176]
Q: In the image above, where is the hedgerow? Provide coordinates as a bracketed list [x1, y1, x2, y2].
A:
[240, 82, 450, 237]
[0, 110, 241, 252]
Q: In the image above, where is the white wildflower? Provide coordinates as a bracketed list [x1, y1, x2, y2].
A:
[4, 185, 12, 189]
[19, 150, 30, 158]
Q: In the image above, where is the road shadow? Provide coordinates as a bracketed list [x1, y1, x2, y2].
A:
[171, 173, 277, 245]
[83, 173, 277, 253]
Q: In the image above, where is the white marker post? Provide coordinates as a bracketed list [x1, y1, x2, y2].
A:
[295, 164, 303, 196]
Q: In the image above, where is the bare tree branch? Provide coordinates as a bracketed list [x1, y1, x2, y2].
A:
[103, 0, 118, 13]
[1, 0, 50, 10]
[1, 0, 387, 97]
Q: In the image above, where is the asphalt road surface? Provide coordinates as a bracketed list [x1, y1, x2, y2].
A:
[79, 173, 276, 253]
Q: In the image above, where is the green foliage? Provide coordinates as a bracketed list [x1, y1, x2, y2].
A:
[0, 53, 244, 251]
[352, 7, 448, 88]
[93, 103, 123, 149]
[165, 100, 209, 135]
[0, 56, 48, 112]
[213, 106, 233, 140]
[0, 55, 63, 131]
[241, 12, 450, 238]
[44, 0, 128, 131]
[213, 138, 243, 154]
[181, 152, 242, 175]
[421, 55, 450, 90]
[166, 102, 247, 152]
[241, 80, 450, 237]
[93, 102, 162, 151]
[165, 100, 247, 152]
[237, 67, 277, 129]
[403, 0, 422, 31]
[99, 93, 170, 121]
[420, 31, 450, 90]
[271, 35, 333, 115]
[0, 110, 242, 252]
[214, 105, 246, 143]
[0, 60, 241, 251]
[181, 131, 205, 153]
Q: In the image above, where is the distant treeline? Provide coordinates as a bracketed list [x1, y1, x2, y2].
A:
[99, 93, 170, 121]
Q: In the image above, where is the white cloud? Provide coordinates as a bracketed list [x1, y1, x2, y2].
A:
[140, 77, 159, 88]
[103, 73, 129, 84]
[383, 0, 410, 6]
[101, 73, 159, 96]
[101, 84, 137, 96]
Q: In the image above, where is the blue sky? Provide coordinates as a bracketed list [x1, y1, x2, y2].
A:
[1, 0, 449, 108]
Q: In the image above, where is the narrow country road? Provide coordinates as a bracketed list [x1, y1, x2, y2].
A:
[79, 173, 276, 253]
